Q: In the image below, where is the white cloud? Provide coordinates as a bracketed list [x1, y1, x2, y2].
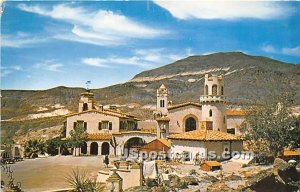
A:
[154, 1, 293, 20]
[82, 56, 153, 69]
[35, 60, 63, 72]
[82, 47, 193, 69]
[2, 33, 48, 48]
[282, 46, 300, 57]
[261, 45, 276, 53]
[17, 4, 168, 46]
[261, 44, 300, 57]
[1, 70, 12, 77]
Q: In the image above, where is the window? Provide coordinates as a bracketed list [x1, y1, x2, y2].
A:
[209, 109, 212, 117]
[224, 116, 226, 123]
[84, 122, 87, 131]
[221, 86, 224, 95]
[98, 122, 102, 130]
[160, 100, 165, 108]
[212, 85, 217, 95]
[101, 121, 109, 130]
[83, 103, 88, 111]
[73, 122, 77, 129]
[205, 85, 208, 95]
[185, 117, 197, 132]
[109, 122, 112, 130]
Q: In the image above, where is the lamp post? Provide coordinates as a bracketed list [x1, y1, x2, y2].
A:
[106, 168, 123, 192]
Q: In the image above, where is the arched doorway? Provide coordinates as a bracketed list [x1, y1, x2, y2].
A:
[101, 142, 110, 155]
[185, 117, 197, 132]
[81, 142, 87, 155]
[124, 137, 146, 156]
[90, 142, 98, 155]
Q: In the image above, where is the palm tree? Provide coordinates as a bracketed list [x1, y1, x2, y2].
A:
[24, 140, 47, 158]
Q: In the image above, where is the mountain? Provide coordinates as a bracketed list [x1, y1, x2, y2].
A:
[1, 52, 300, 143]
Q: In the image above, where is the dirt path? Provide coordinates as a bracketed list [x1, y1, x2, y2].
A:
[1, 156, 106, 192]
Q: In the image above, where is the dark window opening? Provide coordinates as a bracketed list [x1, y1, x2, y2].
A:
[83, 103, 88, 111]
[185, 117, 197, 132]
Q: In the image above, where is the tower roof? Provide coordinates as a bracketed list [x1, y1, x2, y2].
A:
[159, 84, 166, 89]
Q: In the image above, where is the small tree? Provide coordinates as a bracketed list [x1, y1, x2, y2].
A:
[68, 125, 88, 156]
[110, 136, 118, 156]
[241, 93, 299, 159]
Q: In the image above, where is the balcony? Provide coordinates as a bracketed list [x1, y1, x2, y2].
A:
[200, 95, 226, 103]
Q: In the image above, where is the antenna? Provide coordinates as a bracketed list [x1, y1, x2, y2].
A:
[86, 81, 91, 90]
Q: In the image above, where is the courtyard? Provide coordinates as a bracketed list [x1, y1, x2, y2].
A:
[1, 156, 112, 192]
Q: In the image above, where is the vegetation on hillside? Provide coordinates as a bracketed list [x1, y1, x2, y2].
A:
[241, 93, 300, 159]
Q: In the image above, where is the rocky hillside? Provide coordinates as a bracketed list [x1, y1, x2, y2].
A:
[1, 52, 300, 143]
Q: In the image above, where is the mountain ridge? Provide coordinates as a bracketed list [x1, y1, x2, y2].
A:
[1, 52, 300, 143]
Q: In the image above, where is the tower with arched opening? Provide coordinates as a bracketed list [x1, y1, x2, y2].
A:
[200, 74, 227, 132]
[78, 91, 95, 112]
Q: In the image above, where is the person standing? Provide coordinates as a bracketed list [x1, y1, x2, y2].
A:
[104, 155, 109, 168]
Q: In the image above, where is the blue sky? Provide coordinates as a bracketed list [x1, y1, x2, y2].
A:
[1, 1, 300, 90]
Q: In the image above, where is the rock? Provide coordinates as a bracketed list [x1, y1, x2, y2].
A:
[181, 176, 199, 185]
[200, 175, 219, 183]
[273, 158, 299, 184]
[224, 174, 242, 181]
[169, 174, 181, 188]
[124, 186, 151, 192]
[243, 158, 300, 192]
[207, 181, 234, 192]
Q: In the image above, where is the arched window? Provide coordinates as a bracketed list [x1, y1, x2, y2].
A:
[205, 85, 208, 95]
[160, 100, 165, 108]
[185, 117, 197, 132]
[221, 86, 224, 95]
[83, 103, 88, 111]
[212, 85, 217, 95]
[209, 109, 212, 117]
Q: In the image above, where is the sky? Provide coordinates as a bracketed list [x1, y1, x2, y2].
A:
[1, 1, 300, 90]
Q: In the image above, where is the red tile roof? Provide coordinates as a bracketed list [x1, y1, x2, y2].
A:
[88, 133, 112, 140]
[168, 102, 201, 110]
[226, 110, 247, 116]
[168, 130, 241, 141]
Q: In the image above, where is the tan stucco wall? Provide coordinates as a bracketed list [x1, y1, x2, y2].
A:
[66, 112, 120, 137]
[168, 105, 202, 134]
[227, 116, 245, 135]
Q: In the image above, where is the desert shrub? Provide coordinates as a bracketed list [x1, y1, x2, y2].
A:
[66, 168, 104, 192]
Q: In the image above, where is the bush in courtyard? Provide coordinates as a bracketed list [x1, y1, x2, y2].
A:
[46, 137, 70, 156]
[66, 168, 104, 192]
[24, 139, 47, 158]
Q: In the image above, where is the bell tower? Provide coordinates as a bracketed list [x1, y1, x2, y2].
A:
[78, 90, 94, 112]
[156, 84, 168, 117]
[200, 74, 227, 132]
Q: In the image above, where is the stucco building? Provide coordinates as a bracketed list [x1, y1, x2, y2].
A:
[64, 73, 244, 161]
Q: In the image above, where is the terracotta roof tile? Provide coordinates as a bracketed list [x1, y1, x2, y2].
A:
[168, 130, 241, 141]
[202, 161, 221, 167]
[284, 148, 300, 156]
[168, 102, 201, 110]
[226, 110, 247, 116]
[65, 109, 133, 119]
[156, 117, 170, 121]
[157, 138, 171, 148]
[113, 131, 156, 135]
[88, 133, 112, 140]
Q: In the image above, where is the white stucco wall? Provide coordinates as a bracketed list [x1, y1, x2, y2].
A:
[202, 103, 226, 132]
[170, 140, 206, 162]
[168, 105, 202, 134]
